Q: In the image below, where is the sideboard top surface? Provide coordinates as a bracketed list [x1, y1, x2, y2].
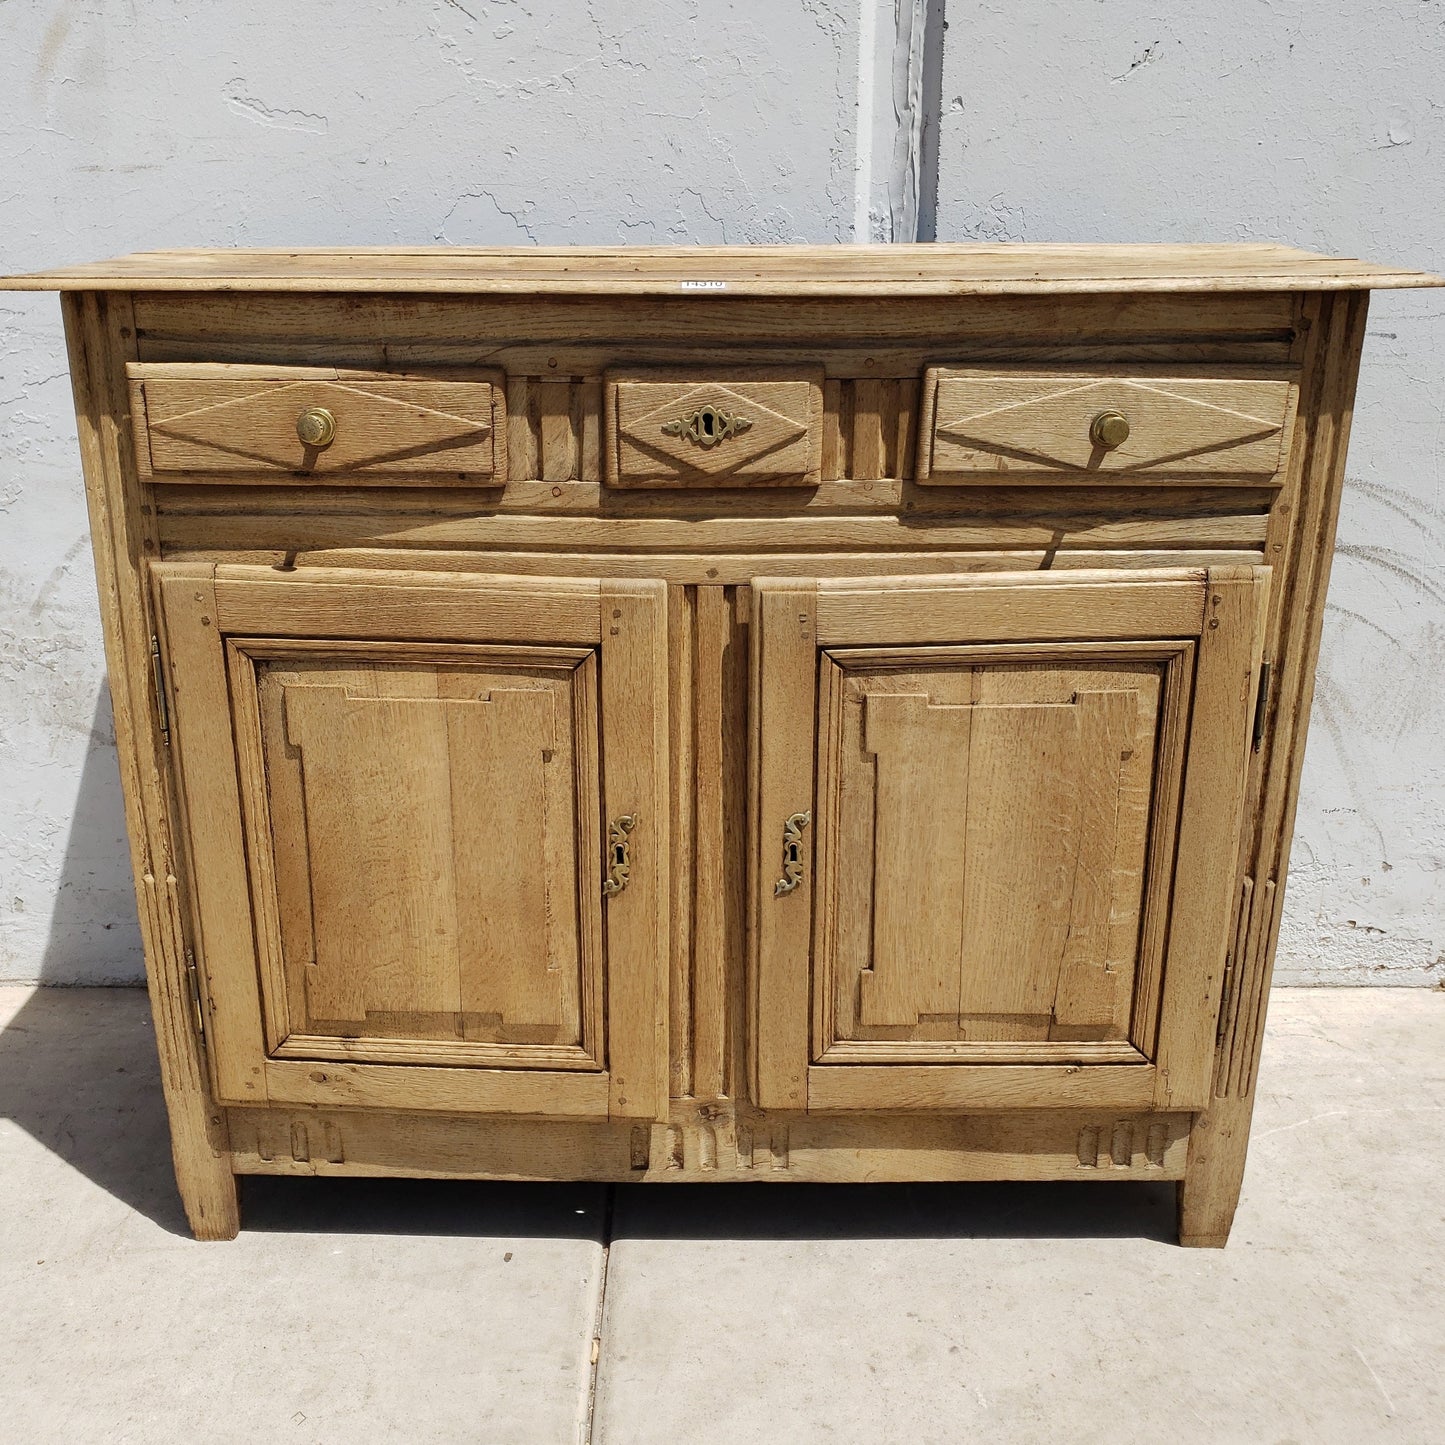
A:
[3, 243, 1441, 295]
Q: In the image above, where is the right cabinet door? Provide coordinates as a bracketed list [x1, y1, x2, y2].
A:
[750, 566, 1269, 1115]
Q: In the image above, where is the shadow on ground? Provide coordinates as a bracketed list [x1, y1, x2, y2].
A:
[0, 985, 190, 1234]
[607, 1178, 1178, 1243]
[4, 687, 1176, 1245]
[2, 982, 1178, 1244]
[1, 689, 189, 1232]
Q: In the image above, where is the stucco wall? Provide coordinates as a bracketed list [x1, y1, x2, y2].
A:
[933, 1, 1445, 984]
[1, 0, 871, 983]
[2, 0, 1439, 985]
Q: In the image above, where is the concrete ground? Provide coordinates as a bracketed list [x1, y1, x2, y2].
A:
[0, 986, 1440, 1445]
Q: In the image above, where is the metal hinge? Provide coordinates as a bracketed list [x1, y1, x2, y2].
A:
[150, 635, 170, 746]
[1251, 659, 1272, 752]
[184, 947, 208, 1052]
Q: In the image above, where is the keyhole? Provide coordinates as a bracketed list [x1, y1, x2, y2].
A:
[701, 410, 715, 437]
[613, 845, 626, 866]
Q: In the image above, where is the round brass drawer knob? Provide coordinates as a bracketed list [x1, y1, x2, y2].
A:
[296, 406, 337, 448]
[1090, 409, 1130, 449]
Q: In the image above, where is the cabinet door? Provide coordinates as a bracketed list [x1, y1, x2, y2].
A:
[154, 564, 668, 1119]
[751, 567, 1268, 1114]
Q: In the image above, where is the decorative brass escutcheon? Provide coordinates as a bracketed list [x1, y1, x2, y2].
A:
[602, 814, 637, 897]
[661, 403, 753, 450]
[296, 406, 337, 448]
[773, 811, 811, 897]
[1089, 409, 1130, 449]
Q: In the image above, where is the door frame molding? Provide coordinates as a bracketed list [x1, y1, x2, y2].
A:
[153, 562, 670, 1120]
[750, 566, 1269, 1113]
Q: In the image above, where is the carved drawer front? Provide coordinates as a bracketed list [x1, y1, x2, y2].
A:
[605, 367, 824, 487]
[918, 366, 1297, 485]
[751, 566, 1269, 1115]
[129, 364, 507, 483]
[151, 563, 668, 1121]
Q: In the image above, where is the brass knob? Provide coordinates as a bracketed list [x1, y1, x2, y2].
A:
[296, 406, 336, 448]
[1090, 410, 1130, 449]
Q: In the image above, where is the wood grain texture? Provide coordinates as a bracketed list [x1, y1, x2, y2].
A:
[247, 647, 599, 1066]
[1180, 290, 1371, 1245]
[606, 368, 824, 487]
[131, 364, 505, 483]
[755, 568, 1263, 1114]
[817, 663, 1154, 1056]
[26, 253, 1400, 1242]
[123, 291, 1306, 365]
[666, 584, 695, 1099]
[806, 1064, 1159, 1113]
[63, 296, 240, 1238]
[599, 579, 672, 1120]
[227, 1102, 1190, 1181]
[152, 502, 1273, 559]
[689, 586, 747, 1100]
[814, 568, 1208, 643]
[211, 565, 604, 642]
[154, 567, 271, 1107]
[7, 243, 1439, 292]
[920, 365, 1298, 484]
[750, 580, 818, 1110]
[153, 564, 669, 1118]
[1152, 567, 1270, 1109]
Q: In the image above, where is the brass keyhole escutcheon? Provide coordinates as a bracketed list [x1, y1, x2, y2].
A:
[296, 406, 337, 448]
[602, 814, 637, 897]
[661, 403, 753, 450]
[773, 811, 811, 897]
[1090, 409, 1130, 449]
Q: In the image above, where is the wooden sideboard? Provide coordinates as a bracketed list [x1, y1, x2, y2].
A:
[7, 244, 1439, 1244]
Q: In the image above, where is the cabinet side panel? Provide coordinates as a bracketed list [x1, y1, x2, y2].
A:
[1182, 290, 1370, 1246]
[1229, 292, 1369, 1089]
[62, 292, 238, 1238]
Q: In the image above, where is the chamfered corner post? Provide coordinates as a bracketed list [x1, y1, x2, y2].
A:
[1177, 288, 1370, 1248]
[61, 289, 240, 1240]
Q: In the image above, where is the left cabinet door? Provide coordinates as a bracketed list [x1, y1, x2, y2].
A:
[152, 563, 669, 1120]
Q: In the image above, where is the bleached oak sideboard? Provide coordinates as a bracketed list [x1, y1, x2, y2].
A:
[6, 245, 1439, 1244]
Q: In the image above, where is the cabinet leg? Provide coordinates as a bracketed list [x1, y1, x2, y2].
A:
[1176, 1092, 1258, 1247]
[175, 1155, 241, 1240]
[149, 993, 242, 1240]
[162, 1101, 241, 1239]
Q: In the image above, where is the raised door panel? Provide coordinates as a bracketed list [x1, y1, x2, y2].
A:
[824, 660, 1159, 1054]
[248, 648, 598, 1064]
[752, 568, 1268, 1114]
[154, 564, 668, 1119]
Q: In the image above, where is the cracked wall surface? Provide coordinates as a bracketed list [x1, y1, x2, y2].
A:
[0, 0, 862, 984]
[935, 1, 1445, 985]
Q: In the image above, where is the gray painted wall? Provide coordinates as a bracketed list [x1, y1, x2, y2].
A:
[1, 0, 870, 984]
[933, 1, 1445, 984]
[1, 0, 1438, 985]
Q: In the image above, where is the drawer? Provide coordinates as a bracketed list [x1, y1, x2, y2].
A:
[917, 365, 1298, 485]
[605, 367, 824, 487]
[128, 364, 507, 484]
